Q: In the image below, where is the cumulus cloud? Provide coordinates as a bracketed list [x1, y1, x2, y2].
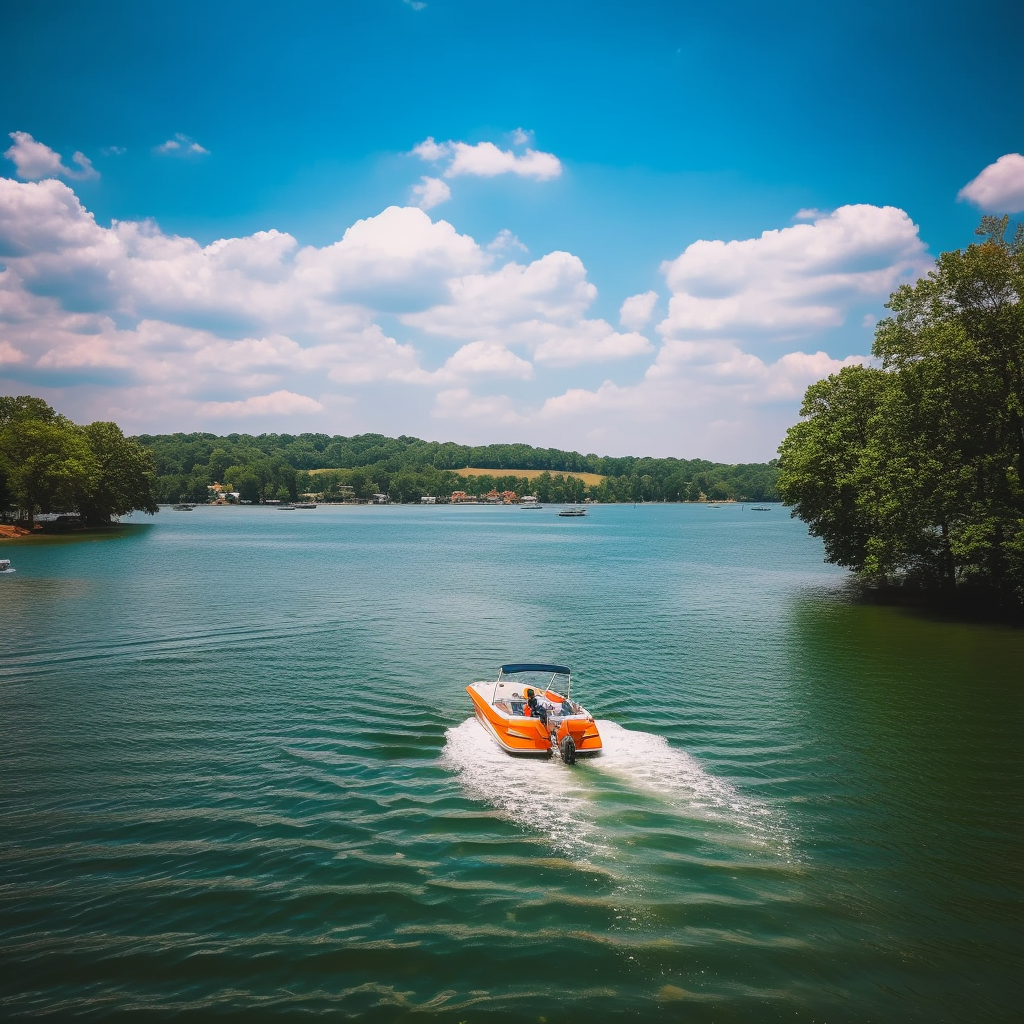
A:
[658, 204, 929, 339]
[413, 136, 562, 181]
[154, 133, 209, 156]
[619, 290, 658, 330]
[439, 341, 534, 380]
[410, 175, 451, 210]
[0, 171, 923, 459]
[4, 132, 98, 181]
[198, 390, 324, 417]
[957, 153, 1024, 213]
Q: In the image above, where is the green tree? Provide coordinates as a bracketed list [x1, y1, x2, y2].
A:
[779, 217, 1024, 606]
[78, 422, 159, 526]
[0, 416, 99, 527]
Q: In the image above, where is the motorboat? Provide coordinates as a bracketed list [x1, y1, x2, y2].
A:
[294, 502, 318, 509]
[557, 507, 588, 517]
[466, 663, 602, 764]
[277, 503, 297, 510]
[0, 558, 12, 573]
[750, 506, 771, 512]
[520, 496, 543, 509]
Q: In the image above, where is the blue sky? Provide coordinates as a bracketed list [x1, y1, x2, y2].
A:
[1, 0, 1022, 460]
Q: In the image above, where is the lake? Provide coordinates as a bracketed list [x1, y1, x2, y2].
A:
[1, 503, 1022, 1022]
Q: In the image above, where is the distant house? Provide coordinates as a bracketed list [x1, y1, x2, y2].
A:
[451, 491, 469, 503]
[372, 493, 390, 504]
[420, 496, 437, 504]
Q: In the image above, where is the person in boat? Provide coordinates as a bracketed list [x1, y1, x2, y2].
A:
[524, 688, 548, 726]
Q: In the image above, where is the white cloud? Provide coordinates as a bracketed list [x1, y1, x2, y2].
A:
[410, 175, 451, 210]
[619, 290, 658, 330]
[433, 387, 525, 425]
[533, 323, 652, 367]
[0, 339, 26, 364]
[659, 204, 929, 339]
[439, 341, 534, 380]
[4, 132, 98, 181]
[403, 0, 427, 9]
[794, 207, 827, 221]
[413, 136, 562, 181]
[511, 128, 532, 146]
[198, 390, 324, 417]
[405, 252, 597, 339]
[0, 173, 913, 460]
[957, 153, 1024, 213]
[487, 228, 528, 254]
[154, 133, 210, 156]
[403, 251, 652, 367]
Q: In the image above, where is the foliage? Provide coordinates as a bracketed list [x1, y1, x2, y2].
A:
[778, 217, 1024, 607]
[136, 429, 780, 505]
[0, 397, 158, 526]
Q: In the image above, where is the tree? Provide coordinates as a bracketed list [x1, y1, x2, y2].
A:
[0, 397, 159, 527]
[0, 416, 99, 527]
[78, 422, 159, 526]
[778, 218, 1024, 607]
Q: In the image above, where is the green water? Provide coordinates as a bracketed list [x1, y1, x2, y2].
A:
[1, 504, 1022, 1022]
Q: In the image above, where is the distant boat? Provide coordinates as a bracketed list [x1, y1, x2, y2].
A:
[558, 507, 588, 517]
[294, 503, 317, 509]
[0, 559, 13, 573]
[520, 496, 543, 509]
[750, 506, 771, 512]
[171, 503, 194, 511]
[277, 504, 297, 510]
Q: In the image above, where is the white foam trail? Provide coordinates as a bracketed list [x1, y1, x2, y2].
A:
[441, 717, 788, 855]
[440, 718, 602, 857]
[591, 720, 786, 846]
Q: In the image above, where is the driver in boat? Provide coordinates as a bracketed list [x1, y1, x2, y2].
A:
[524, 688, 548, 727]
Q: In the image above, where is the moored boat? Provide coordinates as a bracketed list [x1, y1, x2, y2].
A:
[294, 502, 317, 509]
[466, 663, 602, 764]
[557, 506, 587, 517]
[0, 558, 12, 573]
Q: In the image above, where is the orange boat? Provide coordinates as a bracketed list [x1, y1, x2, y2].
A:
[466, 663, 603, 764]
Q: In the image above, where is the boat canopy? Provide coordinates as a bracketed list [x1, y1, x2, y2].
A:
[499, 663, 570, 676]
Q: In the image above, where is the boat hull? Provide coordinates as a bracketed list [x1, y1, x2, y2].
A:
[466, 685, 603, 757]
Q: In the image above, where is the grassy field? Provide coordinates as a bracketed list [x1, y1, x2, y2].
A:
[455, 467, 606, 485]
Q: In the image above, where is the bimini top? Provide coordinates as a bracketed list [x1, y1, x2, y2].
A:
[499, 663, 570, 676]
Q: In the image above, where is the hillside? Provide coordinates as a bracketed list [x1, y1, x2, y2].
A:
[135, 431, 779, 505]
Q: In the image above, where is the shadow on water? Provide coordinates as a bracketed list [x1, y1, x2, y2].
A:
[840, 575, 1024, 628]
[780, 591, 1024, 1022]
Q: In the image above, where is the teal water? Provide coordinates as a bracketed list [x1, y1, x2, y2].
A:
[1, 504, 1022, 1022]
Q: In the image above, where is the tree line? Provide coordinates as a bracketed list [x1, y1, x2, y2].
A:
[778, 217, 1024, 613]
[0, 397, 158, 527]
[136, 430, 780, 504]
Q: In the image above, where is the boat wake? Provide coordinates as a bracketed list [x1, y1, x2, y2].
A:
[441, 717, 787, 857]
[441, 717, 602, 857]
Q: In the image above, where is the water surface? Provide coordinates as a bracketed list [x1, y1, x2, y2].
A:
[2, 504, 1022, 1021]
